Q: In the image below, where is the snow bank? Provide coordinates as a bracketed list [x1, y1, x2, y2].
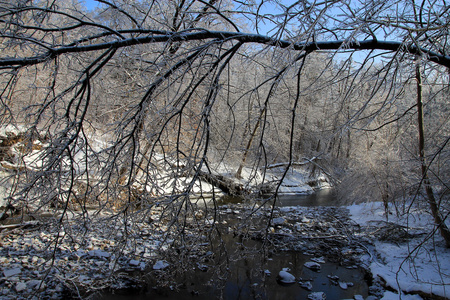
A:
[348, 201, 450, 299]
[381, 291, 423, 300]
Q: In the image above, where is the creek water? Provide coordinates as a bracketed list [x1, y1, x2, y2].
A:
[217, 188, 339, 207]
[100, 189, 369, 300]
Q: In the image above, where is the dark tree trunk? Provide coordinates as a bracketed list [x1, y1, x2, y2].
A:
[416, 63, 450, 248]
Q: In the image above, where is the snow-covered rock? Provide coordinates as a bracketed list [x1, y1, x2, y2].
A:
[339, 281, 348, 289]
[311, 256, 325, 264]
[304, 261, 321, 271]
[277, 268, 296, 284]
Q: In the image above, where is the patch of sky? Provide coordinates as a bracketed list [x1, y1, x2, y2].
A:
[81, 0, 99, 11]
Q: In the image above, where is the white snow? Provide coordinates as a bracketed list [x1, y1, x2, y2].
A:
[278, 268, 296, 283]
[304, 261, 321, 271]
[307, 291, 326, 300]
[380, 291, 424, 300]
[267, 167, 315, 194]
[348, 201, 450, 299]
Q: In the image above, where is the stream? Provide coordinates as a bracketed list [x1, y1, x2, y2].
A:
[99, 189, 370, 300]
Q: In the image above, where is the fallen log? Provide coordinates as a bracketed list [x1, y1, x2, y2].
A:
[0, 221, 41, 232]
[196, 170, 249, 196]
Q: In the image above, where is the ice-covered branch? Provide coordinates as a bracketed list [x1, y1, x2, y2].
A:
[1, 31, 449, 68]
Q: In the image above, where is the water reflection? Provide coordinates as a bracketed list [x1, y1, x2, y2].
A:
[276, 189, 338, 207]
[101, 246, 368, 300]
[100, 189, 369, 300]
[218, 188, 338, 207]
[220, 251, 368, 300]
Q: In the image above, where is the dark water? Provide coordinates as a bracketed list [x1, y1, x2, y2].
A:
[101, 247, 368, 300]
[218, 188, 339, 207]
[275, 189, 339, 207]
[101, 240, 368, 300]
[99, 190, 369, 300]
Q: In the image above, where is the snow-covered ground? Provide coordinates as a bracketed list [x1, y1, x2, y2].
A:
[349, 201, 450, 299]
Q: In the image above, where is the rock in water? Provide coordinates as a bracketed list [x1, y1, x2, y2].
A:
[307, 291, 326, 300]
[304, 261, 321, 271]
[338, 281, 348, 289]
[299, 280, 313, 290]
[311, 256, 325, 264]
[277, 268, 296, 284]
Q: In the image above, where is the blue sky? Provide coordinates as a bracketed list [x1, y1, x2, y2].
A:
[82, 0, 99, 11]
[80, 0, 281, 35]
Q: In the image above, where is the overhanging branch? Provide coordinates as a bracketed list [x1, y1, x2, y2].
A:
[1, 30, 449, 68]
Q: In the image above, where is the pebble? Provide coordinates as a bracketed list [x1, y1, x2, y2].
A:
[129, 259, 140, 266]
[88, 249, 111, 258]
[153, 260, 169, 270]
[301, 217, 311, 223]
[272, 217, 286, 225]
[3, 268, 21, 278]
[15, 282, 26, 292]
[27, 279, 45, 290]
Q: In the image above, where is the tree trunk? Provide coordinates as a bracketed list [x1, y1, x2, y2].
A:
[416, 63, 450, 248]
[235, 106, 266, 179]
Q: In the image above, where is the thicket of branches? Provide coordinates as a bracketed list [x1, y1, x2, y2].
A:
[1, 0, 449, 254]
